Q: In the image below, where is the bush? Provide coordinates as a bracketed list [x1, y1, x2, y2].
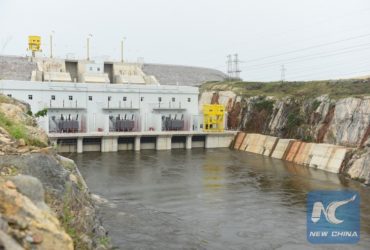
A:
[254, 99, 274, 113]
[312, 100, 321, 111]
[35, 108, 47, 118]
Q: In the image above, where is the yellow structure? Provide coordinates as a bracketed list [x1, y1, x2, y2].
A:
[203, 104, 225, 132]
[28, 35, 41, 56]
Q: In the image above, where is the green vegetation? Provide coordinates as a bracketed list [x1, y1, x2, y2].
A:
[201, 79, 370, 99]
[34, 108, 47, 118]
[61, 184, 78, 243]
[0, 111, 46, 147]
[286, 113, 304, 129]
[312, 100, 321, 111]
[98, 236, 111, 248]
[254, 99, 274, 113]
[0, 112, 28, 140]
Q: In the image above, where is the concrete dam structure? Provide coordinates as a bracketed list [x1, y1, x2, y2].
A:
[142, 63, 227, 86]
[0, 56, 226, 86]
[0, 56, 37, 81]
[233, 132, 350, 174]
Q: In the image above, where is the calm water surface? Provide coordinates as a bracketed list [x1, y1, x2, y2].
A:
[68, 149, 370, 250]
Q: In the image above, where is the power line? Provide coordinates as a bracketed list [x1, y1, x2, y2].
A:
[282, 57, 370, 78]
[289, 68, 370, 81]
[243, 43, 370, 71]
[243, 33, 370, 64]
[237, 7, 370, 48]
[242, 57, 370, 82]
[288, 64, 370, 80]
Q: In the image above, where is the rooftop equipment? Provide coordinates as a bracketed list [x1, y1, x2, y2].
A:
[28, 35, 41, 57]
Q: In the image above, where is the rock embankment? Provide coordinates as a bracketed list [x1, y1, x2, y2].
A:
[0, 177, 73, 250]
[234, 132, 351, 175]
[200, 88, 370, 184]
[0, 94, 110, 249]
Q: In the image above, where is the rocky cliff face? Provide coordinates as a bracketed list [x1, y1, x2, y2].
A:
[0, 176, 73, 250]
[200, 89, 370, 184]
[0, 94, 110, 249]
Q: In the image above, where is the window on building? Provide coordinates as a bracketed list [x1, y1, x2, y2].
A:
[172, 97, 175, 102]
[28, 95, 33, 100]
[123, 97, 127, 101]
[7, 94, 12, 98]
[97, 67, 100, 71]
[108, 96, 111, 101]
[89, 96, 93, 101]
[141, 97, 144, 102]
[158, 97, 162, 102]
[51, 95, 55, 100]
[89, 67, 93, 71]
[188, 97, 191, 102]
[69, 96, 73, 100]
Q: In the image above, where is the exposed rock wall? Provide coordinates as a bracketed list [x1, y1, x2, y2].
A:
[0, 177, 73, 250]
[201, 90, 370, 184]
[200, 91, 370, 148]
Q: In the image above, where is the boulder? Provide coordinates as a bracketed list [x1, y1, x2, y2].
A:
[0, 178, 73, 250]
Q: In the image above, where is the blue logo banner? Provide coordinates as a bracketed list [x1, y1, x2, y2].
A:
[307, 190, 360, 244]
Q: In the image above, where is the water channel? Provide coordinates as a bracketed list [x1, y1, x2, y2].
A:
[68, 148, 370, 250]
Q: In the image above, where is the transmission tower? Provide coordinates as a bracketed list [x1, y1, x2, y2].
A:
[233, 53, 241, 80]
[226, 53, 242, 80]
[281, 64, 286, 82]
[226, 54, 233, 80]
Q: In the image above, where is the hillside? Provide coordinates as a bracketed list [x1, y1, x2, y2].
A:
[200, 79, 370, 184]
[201, 78, 370, 99]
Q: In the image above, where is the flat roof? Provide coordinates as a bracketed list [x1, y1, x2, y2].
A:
[0, 80, 199, 94]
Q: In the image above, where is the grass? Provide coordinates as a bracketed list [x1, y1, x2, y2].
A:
[201, 79, 370, 99]
[98, 236, 111, 248]
[0, 111, 46, 147]
[0, 111, 28, 140]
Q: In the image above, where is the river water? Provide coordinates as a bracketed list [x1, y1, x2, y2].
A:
[68, 149, 370, 250]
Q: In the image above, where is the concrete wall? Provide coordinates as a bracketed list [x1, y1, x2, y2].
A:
[0, 80, 199, 133]
[0, 56, 224, 86]
[239, 133, 279, 156]
[234, 133, 351, 174]
[308, 144, 348, 173]
[233, 132, 246, 150]
[0, 56, 36, 81]
[142, 63, 227, 86]
[271, 139, 295, 159]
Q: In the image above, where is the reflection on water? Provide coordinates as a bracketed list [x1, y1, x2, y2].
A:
[67, 148, 370, 250]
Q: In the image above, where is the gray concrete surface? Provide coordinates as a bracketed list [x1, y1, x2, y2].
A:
[142, 63, 227, 86]
[0, 55, 36, 80]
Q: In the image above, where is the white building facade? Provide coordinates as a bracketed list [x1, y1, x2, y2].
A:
[0, 80, 200, 134]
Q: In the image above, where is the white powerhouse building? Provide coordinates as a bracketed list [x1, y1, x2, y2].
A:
[0, 80, 200, 133]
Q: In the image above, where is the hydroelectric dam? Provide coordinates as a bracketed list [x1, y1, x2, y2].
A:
[1, 54, 370, 249]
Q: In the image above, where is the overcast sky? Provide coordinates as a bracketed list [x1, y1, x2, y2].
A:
[1, 0, 370, 81]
